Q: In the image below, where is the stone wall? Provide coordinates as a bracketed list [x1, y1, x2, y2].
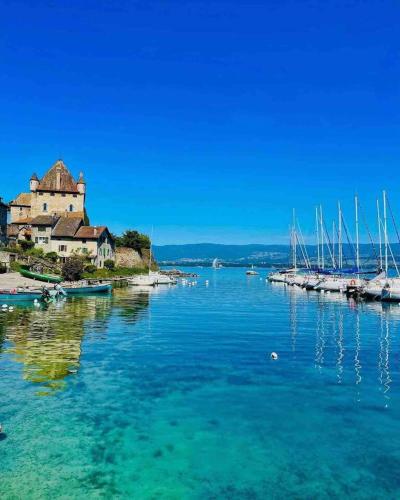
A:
[115, 247, 148, 268]
[31, 191, 85, 218]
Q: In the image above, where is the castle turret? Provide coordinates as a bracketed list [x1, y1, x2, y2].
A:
[30, 173, 39, 192]
[77, 172, 86, 195]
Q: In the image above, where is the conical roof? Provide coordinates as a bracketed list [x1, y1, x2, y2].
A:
[37, 160, 79, 193]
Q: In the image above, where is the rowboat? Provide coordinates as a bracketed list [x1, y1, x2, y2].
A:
[20, 268, 63, 284]
[61, 283, 112, 294]
[0, 288, 43, 301]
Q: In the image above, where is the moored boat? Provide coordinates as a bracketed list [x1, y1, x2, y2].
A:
[127, 275, 156, 286]
[61, 283, 112, 294]
[0, 288, 43, 301]
[20, 268, 63, 284]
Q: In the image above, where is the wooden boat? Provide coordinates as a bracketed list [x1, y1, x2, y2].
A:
[61, 283, 112, 294]
[20, 268, 63, 284]
[0, 288, 42, 301]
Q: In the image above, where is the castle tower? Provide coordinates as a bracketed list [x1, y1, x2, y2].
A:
[30, 173, 39, 192]
[77, 172, 86, 195]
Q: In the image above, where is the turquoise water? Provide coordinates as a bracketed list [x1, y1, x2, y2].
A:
[1, 268, 400, 499]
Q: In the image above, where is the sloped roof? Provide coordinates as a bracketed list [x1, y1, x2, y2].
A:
[52, 217, 83, 238]
[37, 160, 79, 193]
[74, 226, 107, 240]
[10, 192, 31, 206]
[31, 215, 59, 226]
[7, 224, 19, 237]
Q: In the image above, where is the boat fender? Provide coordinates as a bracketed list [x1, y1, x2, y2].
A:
[270, 352, 278, 360]
[11, 288, 17, 295]
[350, 280, 356, 286]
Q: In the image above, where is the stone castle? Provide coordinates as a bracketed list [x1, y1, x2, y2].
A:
[7, 160, 115, 268]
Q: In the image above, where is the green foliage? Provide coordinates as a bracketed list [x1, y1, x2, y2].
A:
[115, 230, 151, 251]
[19, 240, 35, 251]
[82, 266, 144, 279]
[62, 256, 85, 281]
[45, 251, 58, 262]
[26, 247, 44, 257]
[84, 264, 97, 274]
[104, 259, 115, 270]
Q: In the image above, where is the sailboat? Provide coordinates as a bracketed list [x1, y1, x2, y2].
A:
[128, 236, 157, 286]
[246, 264, 259, 275]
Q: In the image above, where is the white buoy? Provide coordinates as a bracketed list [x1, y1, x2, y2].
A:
[34, 299, 38, 303]
[8, 306, 14, 311]
[2, 304, 7, 309]
[270, 352, 278, 360]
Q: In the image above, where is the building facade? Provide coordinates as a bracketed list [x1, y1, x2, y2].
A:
[8, 160, 115, 267]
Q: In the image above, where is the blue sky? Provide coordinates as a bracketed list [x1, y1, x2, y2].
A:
[0, 0, 399, 244]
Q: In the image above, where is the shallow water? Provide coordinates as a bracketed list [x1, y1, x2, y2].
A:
[1, 268, 400, 499]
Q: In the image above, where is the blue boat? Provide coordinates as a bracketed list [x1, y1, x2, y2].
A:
[62, 283, 112, 295]
[0, 289, 43, 302]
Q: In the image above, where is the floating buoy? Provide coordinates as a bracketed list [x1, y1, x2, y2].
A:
[0, 423, 2, 433]
[270, 352, 278, 360]
[8, 306, 14, 311]
[1, 304, 7, 309]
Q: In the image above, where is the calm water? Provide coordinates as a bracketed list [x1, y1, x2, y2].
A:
[1, 268, 400, 499]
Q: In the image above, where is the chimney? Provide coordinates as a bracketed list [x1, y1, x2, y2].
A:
[94, 227, 97, 236]
[56, 166, 61, 190]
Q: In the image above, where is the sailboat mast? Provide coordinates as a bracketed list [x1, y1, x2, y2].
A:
[320, 205, 324, 269]
[377, 199, 383, 271]
[292, 208, 297, 269]
[338, 202, 342, 269]
[332, 220, 336, 268]
[316, 207, 320, 269]
[355, 195, 360, 271]
[383, 190, 388, 275]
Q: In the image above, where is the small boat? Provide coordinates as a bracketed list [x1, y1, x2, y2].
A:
[0, 288, 43, 302]
[127, 275, 156, 286]
[20, 268, 63, 284]
[149, 271, 177, 285]
[61, 283, 112, 294]
[246, 265, 259, 276]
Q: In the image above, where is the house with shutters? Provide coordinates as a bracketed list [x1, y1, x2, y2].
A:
[8, 160, 115, 267]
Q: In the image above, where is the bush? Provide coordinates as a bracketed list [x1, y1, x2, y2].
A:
[62, 256, 84, 281]
[84, 264, 97, 274]
[45, 251, 58, 263]
[115, 230, 151, 251]
[26, 247, 44, 257]
[19, 240, 35, 251]
[104, 259, 115, 270]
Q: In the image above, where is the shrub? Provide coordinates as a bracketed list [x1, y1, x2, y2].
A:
[26, 247, 44, 257]
[115, 230, 151, 251]
[45, 251, 58, 263]
[19, 240, 35, 251]
[104, 259, 115, 270]
[84, 264, 97, 274]
[62, 256, 84, 281]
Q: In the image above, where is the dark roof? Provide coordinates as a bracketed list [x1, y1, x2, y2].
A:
[10, 193, 31, 206]
[37, 160, 80, 193]
[74, 226, 108, 240]
[52, 217, 83, 238]
[31, 215, 59, 226]
[30, 173, 39, 181]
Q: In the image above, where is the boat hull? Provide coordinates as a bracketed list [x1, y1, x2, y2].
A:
[20, 268, 62, 284]
[0, 291, 42, 301]
[62, 284, 112, 294]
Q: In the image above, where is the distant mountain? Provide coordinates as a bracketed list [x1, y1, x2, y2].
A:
[153, 242, 394, 266]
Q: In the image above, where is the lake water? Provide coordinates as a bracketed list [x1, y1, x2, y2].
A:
[1, 268, 400, 499]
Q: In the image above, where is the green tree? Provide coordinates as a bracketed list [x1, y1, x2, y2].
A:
[116, 230, 151, 251]
[62, 256, 84, 281]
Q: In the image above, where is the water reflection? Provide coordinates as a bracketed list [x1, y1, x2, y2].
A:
[0, 288, 151, 395]
[285, 287, 399, 408]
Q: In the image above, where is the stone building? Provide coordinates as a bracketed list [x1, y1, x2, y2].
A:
[0, 197, 8, 245]
[8, 160, 115, 267]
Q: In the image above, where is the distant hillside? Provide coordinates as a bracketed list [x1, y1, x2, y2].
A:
[153, 242, 394, 266]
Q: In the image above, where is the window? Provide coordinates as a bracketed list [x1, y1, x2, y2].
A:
[19, 207, 22, 211]
[62, 193, 66, 197]
[51, 193, 55, 197]
[82, 247, 88, 254]
[38, 226, 46, 232]
[37, 237, 48, 244]
[82, 239, 86, 244]
[69, 204, 74, 212]
[43, 203, 47, 212]
[59, 245, 67, 252]
[39, 192, 43, 196]
[73, 194, 77, 198]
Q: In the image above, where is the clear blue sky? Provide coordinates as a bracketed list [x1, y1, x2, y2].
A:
[1, 0, 399, 244]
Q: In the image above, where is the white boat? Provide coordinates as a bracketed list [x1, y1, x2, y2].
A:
[127, 275, 156, 286]
[314, 276, 349, 292]
[268, 271, 288, 283]
[149, 271, 177, 285]
[246, 265, 259, 276]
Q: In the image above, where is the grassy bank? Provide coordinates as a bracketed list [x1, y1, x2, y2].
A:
[82, 266, 148, 279]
